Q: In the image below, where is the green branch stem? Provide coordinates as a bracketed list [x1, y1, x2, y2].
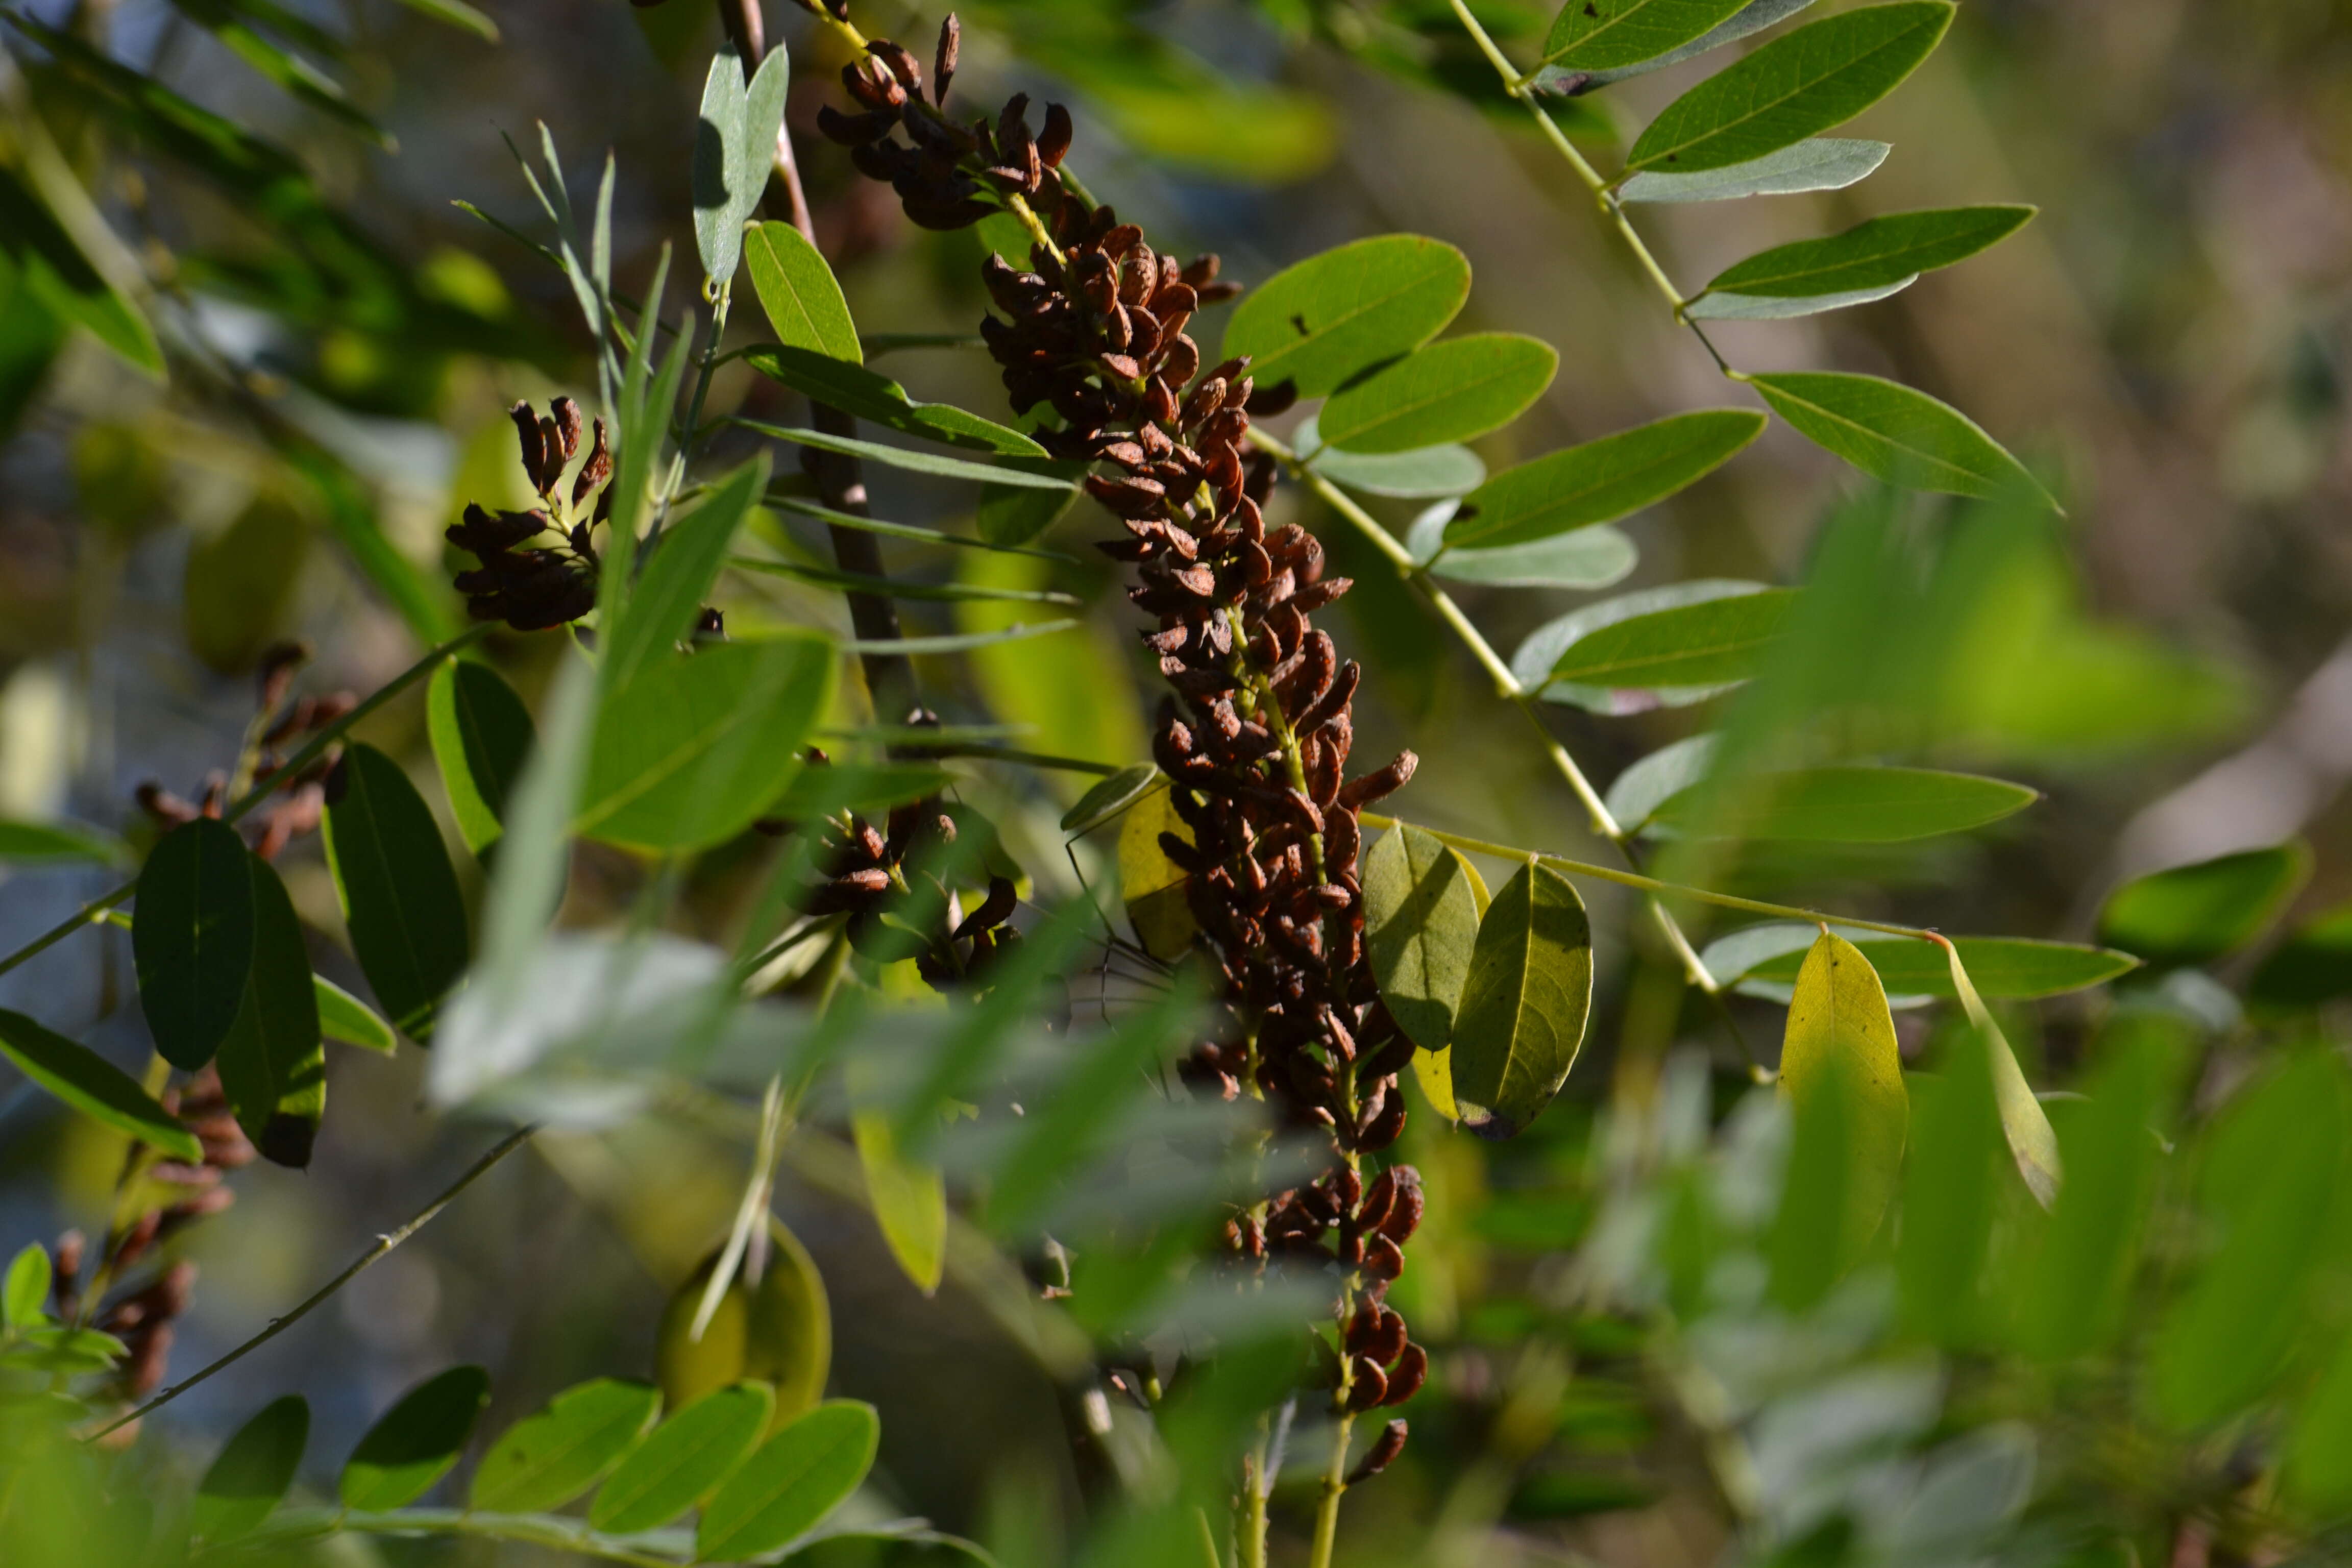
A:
[87, 1123, 536, 1441]
[0, 622, 496, 987]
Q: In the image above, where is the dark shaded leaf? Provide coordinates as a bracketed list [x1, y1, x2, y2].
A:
[193, 1396, 308, 1543]
[323, 743, 471, 1042]
[214, 852, 326, 1167]
[2098, 843, 2312, 968]
[133, 817, 256, 1070]
[0, 1009, 200, 1160]
[1451, 862, 1592, 1134]
[426, 657, 535, 856]
[340, 1365, 492, 1510]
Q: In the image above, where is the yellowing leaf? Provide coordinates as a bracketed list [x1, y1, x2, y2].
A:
[1778, 931, 1907, 1260]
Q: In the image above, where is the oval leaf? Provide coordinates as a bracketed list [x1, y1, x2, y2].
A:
[315, 975, 396, 1054]
[471, 1378, 663, 1514]
[1318, 334, 1558, 455]
[577, 632, 837, 852]
[4, 1244, 50, 1330]
[1624, 3, 1954, 175]
[1777, 932, 1907, 1274]
[1685, 278, 1917, 319]
[214, 853, 326, 1168]
[1307, 438, 1486, 500]
[2098, 843, 2312, 969]
[1706, 205, 2035, 299]
[1652, 765, 2038, 842]
[324, 743, 471, 1043]
[745, 219, 861, 363]
[589, 1382, 775, 1534]
[1735, 934, 2136, 1000]
[1604, 733, 1719, 836]
[193, 1395, 309, 1544]
[853, 1107, 947, 1295]
[340, 1365, 492, 1511]
[1620, 137, 1888, 204]
[696, 1400, 881, 1562]
[1544, 0, 1753, 69]
[1544, 586, 1796, 690]
[1364, 825, 1484, 1054]
[1431, 527, 1638, 591]
[426, 657, 536, 856]
[1451, 862, 1593, 1135]
[133, 817, 256, 1070]
[1748, 371, 2045, 502]
[0, 1008, 201, 1161]
[1446, 409, 1765, 550]
[1221, 234, 1470, 398]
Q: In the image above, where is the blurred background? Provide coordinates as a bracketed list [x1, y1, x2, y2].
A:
[2, 0, 2349, 1560]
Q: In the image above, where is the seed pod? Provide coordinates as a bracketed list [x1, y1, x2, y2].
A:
[1344, 1419, 1409, 1485]
[1376, 1165, 1425, 1243]
[1381, 1343, 1428, 1406]
[1337, 751, 1418, 810]
[1357, 1082, 1407, 1151]
[572, 418, 612, 506]
[509, 401, 549, 489]
[933, 14, 959, 104]
[1038, 103, 1074, 167]
[1346, 1357, 1390, 1411]
[1363, 1234, 1405, 1282]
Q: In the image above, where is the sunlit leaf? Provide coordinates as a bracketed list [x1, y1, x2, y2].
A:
[215, 852, 326, 1167]
[1533, 0, 1823, 91]
[0, 1009, 200, 1160]
[193, 1396, 308, 1544]
[1773, 932, 1906, 1299]
[853, 1104, 947, 1296]
[1307, 437, 1487, 500]
[1118, 782, 1195, 961]
[1451, 861, 1592, 1135]
[340, 1365, 492, 1510]
[1428, 527, 1637, 590]
[1220, 234, 1469, 398]
[2097, 843, 2311, 968]
[1544, 0, 1753, 70]
[133, 817, 255, 1070]
[314, 975, 396, 1055]
[471, 1379, 662, 1514]
[426, 657, 535, 856]
[745, 220, 860, 363]
[1624, 3, 1953, 175]
[1704, 206, 2035, 300]
[1319, 334, 1558, 455]
[1940, 940, 2060, 1209]
[655, 1228, 830, 1430]
[323, 743, 471, 1042]
[1619, 137, 1888, 203]
[1444, 410, 1763, 550]
[1364, 825, 1484, 1054]
[1544, 585, 1795, 690]
[745, 348, 1046, 456]
[590, 1382, 774, 1533]
[577, 633, 836, 852]
[1747, 372, 2046, 502]
[1731, 933, 2135, 1000]
[3, 1244, 50, 1330]
[1684, 279, 1916, 319]
[1651, 765, 2038, 842]
[694, 44, 791, 284]
[1603, 733, 1718, 836]
[696, 1400, 880, 1561]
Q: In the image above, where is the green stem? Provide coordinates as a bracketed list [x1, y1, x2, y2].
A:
[0, 622, 495, 987]
[1307, 1411, 1357, 1568]
[87, 1123, 536, 1441]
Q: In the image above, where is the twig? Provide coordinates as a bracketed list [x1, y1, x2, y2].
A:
[86, 1124, 537, 1440]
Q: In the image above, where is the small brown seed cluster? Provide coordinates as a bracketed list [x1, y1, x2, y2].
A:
[136, 641, 352, 861]
[826, 18, 1427, 1472]
[447, 398, 610, 631]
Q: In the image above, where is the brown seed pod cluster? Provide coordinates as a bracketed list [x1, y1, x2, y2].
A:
[446, 397, 610, 632]
[825, 17, 1427, 1467]
[767, 748, 1025, 992]
[136, 641, 352, 862]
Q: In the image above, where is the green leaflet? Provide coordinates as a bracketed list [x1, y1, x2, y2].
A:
[1450, 862, 1592, 1135]
[133, 816, 256, 1070]
[1941, 940, 2061, 1209]
[0, 819, 128, 866]
[692, 43, 791, 284]
[426, 657, 535, 856]
[977, 457, 1088, 545]
[0, 1008, 199, 1161]
[2097, 843, 2312, 968]
[214, 852, 326, 1167]
[1683, 279, 1916, 320]
[193, 1396, 309, 1544]
[1363, 825, 1484, 1054]
[340, 1366, 492, 1511]
[1703, 205, 2036, 299]
[1118, 783, 1195, 962]
[1731, 933, 2136, 1000]
[696, 1400, 880, 1561]
[1603, 733, 1718, 836]
[590, 1382, 774, 1534]
[1624, 3, 1953, 175]
[1544, 0, 1753, 70]
[733, 418, 1073, 487]
[1061, 764, 1161, 836]
[1770, 932, 1907, 1305]
[603, 452, 769, 693]
[0, 165, 161, 378]
[576, 632, 836, 852]
[1544, 586, 1797, 690]
[1220, 234, 1469, 398]
[1896, 1025, 2001, 1343]
[1302, 420, 1486, 500]
[1650, 765, 2039, 842]
[3, 1244, 48, 1330]
[745, 347, 1045, 456]
[744, 220, 861, 363]
[1535, 0, 1822, 91]
[1429, 527, 1637, 591]
[852, 1100, 948, 1296]
[1444, 409, 1765, 550]
[471, 1379, 663, 1514]
[323, 743, 471, 1043]
[1619, 137, 1888, 203]
[314, 975, 396, 1054]
[1747, 371, 2048, 502]
[1318, 334, 1557, 455]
